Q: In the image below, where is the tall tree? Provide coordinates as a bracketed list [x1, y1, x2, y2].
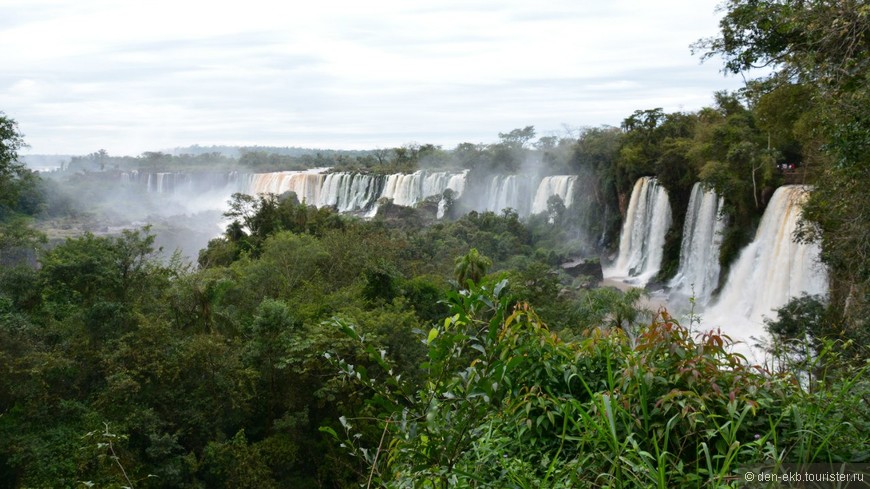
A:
[0, 113, 30, 215]
[498, 126, 536, 149]
[0, 113, 44, 258]
[453, 248, 492, 288]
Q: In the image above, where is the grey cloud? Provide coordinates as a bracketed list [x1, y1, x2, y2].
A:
[4, 0, 742, 155]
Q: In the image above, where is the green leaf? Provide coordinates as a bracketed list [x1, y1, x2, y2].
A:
[318, 426, 339, 440]
[427, 327, 439, 344]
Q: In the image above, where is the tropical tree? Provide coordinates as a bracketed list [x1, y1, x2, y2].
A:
[498, 126, 536, 149]
[574, 286, 651, 339]
[453, 248, 492, 288]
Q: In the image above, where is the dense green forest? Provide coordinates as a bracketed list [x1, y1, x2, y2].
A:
[3, 1, 870, 487]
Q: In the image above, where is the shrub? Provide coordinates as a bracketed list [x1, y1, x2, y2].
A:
[327, 281, 869, 487]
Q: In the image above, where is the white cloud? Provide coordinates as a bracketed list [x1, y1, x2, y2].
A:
[0, 0, 743, 155]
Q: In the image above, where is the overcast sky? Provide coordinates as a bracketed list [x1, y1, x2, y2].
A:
[1, 0, 743, 156]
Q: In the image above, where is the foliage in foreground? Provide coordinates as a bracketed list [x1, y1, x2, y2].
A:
[329, 281, 870, 488]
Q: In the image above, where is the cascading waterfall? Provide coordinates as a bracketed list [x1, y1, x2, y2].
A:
[380, 173, 424, 207]
[434, 170, 469, 218]
[378, 170, 467, 208]
[145, 172, 190, 193]
[156, 173, 169, 193]
[320, 173, 384, 212]
[705, 186, 828, 343]
[245, 168, 328, 204]
[531, 176, 577, 215]
[669, 183, 726, 305]
[475, 175, 577, 217]
[120, 170, 135, 185]
[130, 168, 581, 220]
[129, 170, 243, 196]
[243, 169, 467, 216]
[481, 175, 529, 215]
[606, 177, 672, 285]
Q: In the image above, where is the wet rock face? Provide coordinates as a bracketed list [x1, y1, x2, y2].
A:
[561, 257, 603, 281]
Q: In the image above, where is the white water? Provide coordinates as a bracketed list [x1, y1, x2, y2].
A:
[134, 168, 581, 220]
[669, 183, 726, 306]
[476, 175, 578, 217]
[320, 173, 383, 212]
[606, 177, 672, 286]
[530, 176, 577, 215]
[245, 168, 328, 205]
[128, 170, 244, 196]
[703, 186, 828, 355]
[146, 172, 173, 193]
[244, 169, 467, 216]
[482, 175, 527, 215]
[124, 170, 247, 216]
[380, 170, 467, 208]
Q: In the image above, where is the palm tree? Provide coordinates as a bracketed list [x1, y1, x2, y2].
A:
[454, 248, 492, 289]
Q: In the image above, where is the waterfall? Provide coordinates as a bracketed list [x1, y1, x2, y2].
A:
[136, 169, 580, 220]
[376, 170, 463, 207]
[531, 176, 577, 215]
[669, 183, 726, 305]
[135, 171, 239, 195]
[380, 173, 421, 207]
[435, 170, 469, 218]
[129, 167, 587, 222]
[606, 177, 672, 285]
[156, 173, 167, 193]
[244, 169, 466, 217]
[705, 186, 828, 340]
[320, 173, 384, 212]
[442, 170, 468, 197]
[245, 168, 328, 205]
[147, 172, 186, 193]
[481, 175, 528, 215]
[120, 171, 134, 185]
[373, 170, 467, 215]
[477, 174, 577, 217]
